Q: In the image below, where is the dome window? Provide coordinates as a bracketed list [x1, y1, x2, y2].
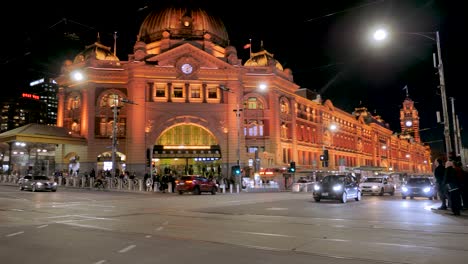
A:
[181, 14, 193, 27]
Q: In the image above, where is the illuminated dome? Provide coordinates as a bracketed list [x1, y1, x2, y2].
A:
[244, 49, 284, 71]
[73, 40, 119, 63]
[138, 7, 229, 47]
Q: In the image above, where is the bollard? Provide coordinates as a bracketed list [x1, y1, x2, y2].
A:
[237, 183, 240, 194]
[222, 184, 226, 194]
[168, 182, 172, 193]
[139, 179, 143, 191]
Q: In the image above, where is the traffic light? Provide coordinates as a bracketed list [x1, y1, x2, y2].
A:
[289, 161, 296, 173]
[320, 150, 329, 161]
[232, 165, 241, 176]
[146, 148, 152, 167]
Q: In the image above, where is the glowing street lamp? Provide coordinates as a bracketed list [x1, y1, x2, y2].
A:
[371, 28, 452, 160]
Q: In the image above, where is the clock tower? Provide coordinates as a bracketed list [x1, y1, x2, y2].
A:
[400, 97, 420, 143]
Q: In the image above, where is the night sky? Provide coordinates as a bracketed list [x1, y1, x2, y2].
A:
[0, 0, 465, 154]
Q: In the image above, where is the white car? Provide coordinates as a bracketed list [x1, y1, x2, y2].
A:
[359, 176, 395, 196]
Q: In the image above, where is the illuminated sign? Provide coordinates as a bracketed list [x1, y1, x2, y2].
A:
[21, 93, 40, 100]
[29, 78, 44, 86]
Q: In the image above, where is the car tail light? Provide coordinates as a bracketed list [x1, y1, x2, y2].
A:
[185, 180, 193, 184]
[175, 180, 180, 184]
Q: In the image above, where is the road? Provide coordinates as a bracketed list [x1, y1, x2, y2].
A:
[0, 185, 467, 264]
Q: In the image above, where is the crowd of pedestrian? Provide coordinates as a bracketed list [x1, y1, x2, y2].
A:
[433, 154, 468, 216]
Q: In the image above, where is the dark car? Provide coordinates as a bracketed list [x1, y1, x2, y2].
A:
[175, 175, 217, 195]
[401, 177, 437, 200]
[313, 174, 361, 203]
[19, 175, 58, 192]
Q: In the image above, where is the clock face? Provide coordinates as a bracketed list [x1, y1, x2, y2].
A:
[181, 63, 193, 74]
[405, 120, 413, 127]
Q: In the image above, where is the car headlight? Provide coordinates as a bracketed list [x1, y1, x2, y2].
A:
[372, 185, 378, 189]
[36, 182, 43, 186]
[333, 185, 342, 191]
[401, 186, 408, 192]
[53, 182, 57, 186]
[314, 185, 320, 191]
[423, 187, 431, 193]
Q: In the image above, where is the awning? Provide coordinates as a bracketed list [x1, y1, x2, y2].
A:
[152, 145, 221, 158]
[0, 124, 87, 145]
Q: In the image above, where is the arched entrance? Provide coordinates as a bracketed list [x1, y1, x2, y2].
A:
[152, 124, 222, 177]
[97, 151, 127, 175]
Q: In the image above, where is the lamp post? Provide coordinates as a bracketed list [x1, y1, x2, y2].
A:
[111, 99, 119, 178]
[233, 104, 243, 191]
[110, 96, 136, 178]
[372, 29, 452, 160]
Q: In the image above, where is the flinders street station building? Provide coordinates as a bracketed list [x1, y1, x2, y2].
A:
[2, 5, 432, 179]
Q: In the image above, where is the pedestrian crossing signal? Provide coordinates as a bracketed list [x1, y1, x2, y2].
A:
[289, 162, 296, 173]
[232, 165, 241, 176]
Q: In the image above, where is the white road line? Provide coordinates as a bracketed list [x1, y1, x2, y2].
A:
[232, 231, 295, 238]
[266, 207, 288, 210]
[37, 225, 48, 229]
[156, 227, 164, 231]
[10, 209, 24, 211]
[94, 260, 107, 264]
[63, 222, 112, 231]
[6, 231, 24, 237]
[145, 235, 152, 238]
[118, 245, 136, 253]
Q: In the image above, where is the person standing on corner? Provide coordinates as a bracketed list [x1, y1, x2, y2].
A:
[433, 158, 448, 210]
[444, 160, 462, 216]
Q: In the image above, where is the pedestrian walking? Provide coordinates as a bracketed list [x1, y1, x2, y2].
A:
[433, 158, 448, 210]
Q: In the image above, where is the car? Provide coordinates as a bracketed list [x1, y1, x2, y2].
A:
[401, 177, 437, 200]
[313, 174, 361, 203]
[359, 176, 395, 196]
[19, 175, 58, 192]
[175, 175, 217, 195]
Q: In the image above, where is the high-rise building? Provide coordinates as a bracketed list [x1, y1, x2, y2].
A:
[29, 78, 59, 126]
[0, 94, 47, 132]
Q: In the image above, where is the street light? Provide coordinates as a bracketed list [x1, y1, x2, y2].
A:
[372, 28, 452, 160]
[110, 96, 136, 178]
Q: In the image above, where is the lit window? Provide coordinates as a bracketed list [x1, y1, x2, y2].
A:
[207, 88, 217, 99]
[191, 87, 201, 98]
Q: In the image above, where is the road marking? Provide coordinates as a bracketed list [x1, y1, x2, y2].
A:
[266, 207, 288, 210]
[232, 231, 294, 238]
[145, 235, 152, 238]
[63, 222, 112, 231]
[118, 245, 136, 253]
[156, 227, 164, 231]
[37, 225, 48, 229]
[6, 231, 24, 237]
[94, 260, 107, 264]
[10, 209, 24, 211]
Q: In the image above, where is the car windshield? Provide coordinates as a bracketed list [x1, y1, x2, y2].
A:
[322, 175, 345, 184]
[407, 178, 430, 184]
[365, 178, 383, 183]
[33, 176, 49, 181]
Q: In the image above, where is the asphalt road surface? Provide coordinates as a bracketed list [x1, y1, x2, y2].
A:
[0, 184, 467, 264]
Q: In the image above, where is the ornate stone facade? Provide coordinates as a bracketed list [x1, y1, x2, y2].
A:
[54, 5, 432, 178]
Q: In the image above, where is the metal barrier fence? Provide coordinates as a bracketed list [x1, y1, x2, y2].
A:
[1, 174, 152, 193]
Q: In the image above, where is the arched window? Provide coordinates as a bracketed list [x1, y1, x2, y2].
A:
[157, 124, 217, 146]
[245, 97, 264, 110]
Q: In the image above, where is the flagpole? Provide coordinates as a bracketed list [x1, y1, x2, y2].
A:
[249, 38, 252, 58]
